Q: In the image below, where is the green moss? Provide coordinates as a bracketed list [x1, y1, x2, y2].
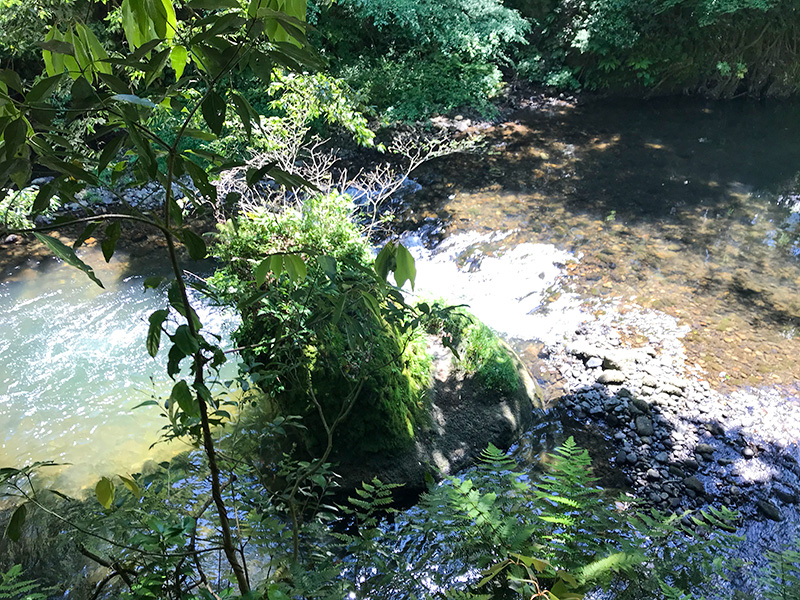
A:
[278, 320, 432, 456]
[462, 322, 519, 396]
[423, 301, 519, 397]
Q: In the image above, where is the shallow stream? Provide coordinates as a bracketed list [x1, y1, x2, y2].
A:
[409, 97, 800, 392]
[0, 243, 236, 495]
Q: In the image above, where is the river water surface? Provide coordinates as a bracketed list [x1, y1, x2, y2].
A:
[408, 97, 800, 392]
[0, 244, 235, 495]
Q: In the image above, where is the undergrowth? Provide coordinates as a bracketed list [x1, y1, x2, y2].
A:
[273, 436, 741, 599]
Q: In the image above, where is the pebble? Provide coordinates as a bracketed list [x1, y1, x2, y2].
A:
[598, 369, 626, 384]
[635, 416, 654, 437]
[684, 475, 705, 494]
[695, 443, 715, 456]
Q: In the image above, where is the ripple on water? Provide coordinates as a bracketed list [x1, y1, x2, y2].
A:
[0, 246, 238, 495]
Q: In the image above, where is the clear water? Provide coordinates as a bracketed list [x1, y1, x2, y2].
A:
[0, 244, 236, 495]
[409, 97, 800, 391]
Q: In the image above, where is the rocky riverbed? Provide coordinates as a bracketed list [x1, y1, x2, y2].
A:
[406, 227, 800, 595]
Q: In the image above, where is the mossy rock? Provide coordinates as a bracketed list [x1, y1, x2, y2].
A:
[277, 321, 433, 458]
[334, 331, 546, 495]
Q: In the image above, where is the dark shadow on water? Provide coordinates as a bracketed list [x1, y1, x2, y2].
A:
[404, 96, 800, 388]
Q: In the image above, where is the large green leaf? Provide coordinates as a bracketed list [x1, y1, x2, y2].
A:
[394, 243, 416, 290]
[183, 158, 217, 200]
[96, 134, 126, 175]
[34, 233, 104, 288]
[4, 503, 26, 542]
[230, 92, 256, 139]
[374, 242, 396, 280]
[27, 74, 64, 103]
[147, 309, 169, 357]
[119, 474, 142, 498]
[172, 324, 200, 355]
[181, 229, 207, 260]
[95, 477, 115, 509]
[170, 380, 199, 417]
[73, 221, 100, 249]
[201, 90, 226, 136]
[170, 45, 188, 80]
[283, 254, 307, 282]
[3, 117, 27, 160]
[101, 222, 121, 262]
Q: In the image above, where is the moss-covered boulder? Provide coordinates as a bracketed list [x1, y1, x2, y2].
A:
[333, 308, 546, 495]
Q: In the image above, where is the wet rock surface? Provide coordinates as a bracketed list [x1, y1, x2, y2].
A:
[542, 302, 800, 524]
[336, 337, 544, 496]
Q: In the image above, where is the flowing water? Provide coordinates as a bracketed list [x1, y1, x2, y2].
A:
[408, 97, 800, 393]
[0, 242, 236, 495]
[2, 97, 800, 596]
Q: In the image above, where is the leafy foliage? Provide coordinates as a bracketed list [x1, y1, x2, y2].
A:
[0, 565, 47, 600]
[761, 540, 800, 600]
[310, 0, 528, 119]
[518, 0, 800, 97]
[274, 437, 739, 599]
[210, 191, 432, 456]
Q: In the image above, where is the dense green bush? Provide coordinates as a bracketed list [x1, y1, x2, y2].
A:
[211, 192, 432, 456]
[518, 0, 800, 97]
[339, 51, 504, 122]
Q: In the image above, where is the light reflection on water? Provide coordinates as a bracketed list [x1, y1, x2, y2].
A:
[409, 98, 800, 390]
[0, 246, 236, 495]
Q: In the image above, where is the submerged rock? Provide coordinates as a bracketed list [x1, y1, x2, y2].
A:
[756, 499, 782, 521]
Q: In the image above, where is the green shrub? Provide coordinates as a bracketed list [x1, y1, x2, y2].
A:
[211, 192, 432, 456]
[340, 52, 503, 122]
[311, 0, 529, 119]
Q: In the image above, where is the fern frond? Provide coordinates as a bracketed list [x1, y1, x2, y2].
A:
[479, 444, 515, 470]
[579, 551, 643, 584]
[0, 566, 47, 600]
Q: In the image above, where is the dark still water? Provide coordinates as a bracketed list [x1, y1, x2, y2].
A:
[407, 97, 800, 390]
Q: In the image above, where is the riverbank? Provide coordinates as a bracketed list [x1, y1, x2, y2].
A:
[391, 96, 800, 592]
[402, 220, 799, 594]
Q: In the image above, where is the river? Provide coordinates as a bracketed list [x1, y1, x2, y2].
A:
[0, 243, 237, 495]
[1, 96, 799, 595]
[407, 97, 800, 393]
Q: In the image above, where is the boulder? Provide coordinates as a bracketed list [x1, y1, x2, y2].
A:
[335, 337, 543, 495]
[757, 499, 782, 521]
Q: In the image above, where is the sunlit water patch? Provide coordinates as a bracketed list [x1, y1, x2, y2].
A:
[408, 98, 800, 389]
[0, 246, 237, 495]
